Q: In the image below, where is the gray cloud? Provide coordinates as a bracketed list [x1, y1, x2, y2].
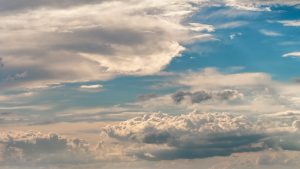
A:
[0, 131, 93, 166]
[172, 89, 242, 104]
[99, 111, 300, 160]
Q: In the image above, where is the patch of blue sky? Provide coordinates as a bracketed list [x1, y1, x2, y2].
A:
[166, 5, 300, 81]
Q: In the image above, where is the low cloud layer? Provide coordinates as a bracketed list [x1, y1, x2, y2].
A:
[0, 131, 93, 166]
[1, 110, 300, 168]
[99, 111, 300, 160]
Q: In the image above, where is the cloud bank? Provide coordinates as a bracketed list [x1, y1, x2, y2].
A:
[0, 131, 93, 166]
[1, 109, 300, 168]
[99, 111, 300, 160]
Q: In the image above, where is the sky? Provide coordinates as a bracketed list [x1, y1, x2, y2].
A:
[1, 0, 300, 168]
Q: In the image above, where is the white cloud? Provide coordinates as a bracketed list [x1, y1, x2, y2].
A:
[133, 68, 300, 114]
[283, 52, 300, 58]
[279, 20, 300, 27]
[1, 109, 300, 168]
[218, 21, 249, 29]
[259, 29, 282, 37]
[1, 0, 299, 89]
[0, 0, 216, 89]
[229, 32, 242, 39]
[80, 84, 103, 89]
[98, 111, 300, 160]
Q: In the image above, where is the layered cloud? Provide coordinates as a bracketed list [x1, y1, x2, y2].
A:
[134, 68, 300, 114]
[0, 131, 93, 166]
[1, 109, 300, 167]
[99, 111, 300, 160]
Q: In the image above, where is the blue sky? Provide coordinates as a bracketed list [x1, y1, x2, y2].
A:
[17, 4, 300, 114]
[1, 1, 300, 168]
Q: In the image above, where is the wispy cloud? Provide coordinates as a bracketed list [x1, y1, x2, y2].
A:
[259, 29, 282, 37]
[283, 52, 300, 58]
[279, 20, 300, 27]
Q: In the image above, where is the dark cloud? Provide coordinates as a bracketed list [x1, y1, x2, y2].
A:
[0, 131, 93, 166]
[172, 90, 242, 104]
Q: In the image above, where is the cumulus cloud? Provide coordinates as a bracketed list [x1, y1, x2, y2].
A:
[0, 131, 93, 166]
[98, 111, 300, 160]
[1, 110, 300, 167]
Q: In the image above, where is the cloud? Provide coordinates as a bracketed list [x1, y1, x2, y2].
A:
[259, 29, 282, 37]
[133, 68, 300, 114]
[80, 84, 103, 91]
[1, 0, 299, 90]
[229, 32, 242, 40]
[98, 111, 300, 160]
[0, 131, 93, 166]
[176, 68, 272, 90]
[0, 0, 216, 89]
[1, 110, 300, 168]
[279, 20, 300, 27]
[283, 52, 300, 58]
[171, 89, 243, 104]
[137, 94, 159, 102]
[223, 0, 300, 11]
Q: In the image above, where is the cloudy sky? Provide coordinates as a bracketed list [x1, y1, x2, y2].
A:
[1, 0, 300, 168]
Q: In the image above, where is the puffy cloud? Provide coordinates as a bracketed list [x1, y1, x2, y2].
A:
[0, 131, 93, 166]
[98, 111, 300, 160]
[1, 110, 300, 167]
[0, 131, 93, 168]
